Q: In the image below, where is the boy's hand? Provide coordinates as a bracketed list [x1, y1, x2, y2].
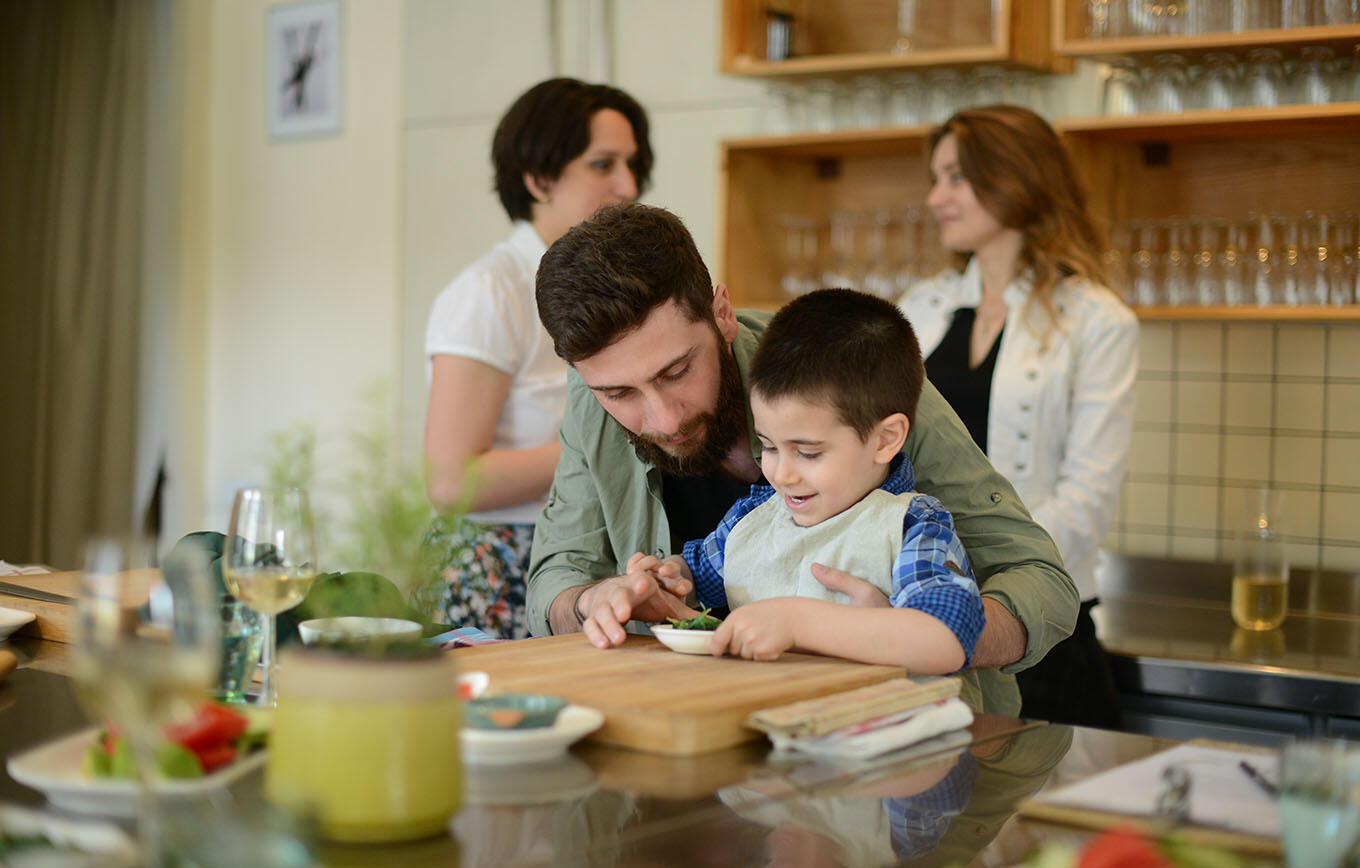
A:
[711, 599, 805, 662]
[810, 563, 890, 608]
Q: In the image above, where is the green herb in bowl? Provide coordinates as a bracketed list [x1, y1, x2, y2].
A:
[666, 605, 722, 631]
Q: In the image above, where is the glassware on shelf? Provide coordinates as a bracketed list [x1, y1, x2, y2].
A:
[1233, 0, 1282, 29]
[1102, 59, 1142, 117]
[1192, 0, 1234, 32]
[1191, 218, 1223, 306]
[1279, 216, 1304, 306]
[849, 76, 885, 129]
[1324, 0, 1360, 22]
[1336, 212, 1360, 306]
[1244, 48, 1286, 107]
[922, 69, 961, 124]
[893, 0, 921, 54]
[822, 210, 864, 293]
[806, 79, 838, 133]
[1197, 53, 1239, 110]
[1104, 222, 1134, 303]
[862, 210, 900, 300]
[894, 205, 925, 297]
[1282, 0, 1321, 28]
[1131, 220, 1162, 307]
[778, 215, 820, 299]
[1162, 218, 1192, 306]
[1247, 213, 1279, 307]
[969, 66, 1006, 107]
[1221, 219, 1249, 307]
[762, 83, 805, 135]
[1146, 54, 1189, 114]
[1295, 46, 1335, 105]
[1301, 211, 1342, 306]
[886, 72, 923, 126]
[1088, 0, 1131, 36]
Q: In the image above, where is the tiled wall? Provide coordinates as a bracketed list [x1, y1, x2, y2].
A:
[1107, 321, 1360, 572]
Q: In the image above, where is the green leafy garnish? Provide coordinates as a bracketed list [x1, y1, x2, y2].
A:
[667, 605, 722, 631]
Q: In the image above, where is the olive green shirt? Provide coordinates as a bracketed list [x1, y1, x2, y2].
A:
[525, 310, 1078, 715]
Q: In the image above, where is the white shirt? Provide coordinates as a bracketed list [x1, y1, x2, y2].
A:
[899, 260, 1138, 600]
[424, 221, 565, 525]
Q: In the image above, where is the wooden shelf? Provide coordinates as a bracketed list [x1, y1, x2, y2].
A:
[723, 126, 935, 157]
[1056, 103, 1360, 140]
[722, 0, 1068, 77]
[1132, 306, 1360, 321]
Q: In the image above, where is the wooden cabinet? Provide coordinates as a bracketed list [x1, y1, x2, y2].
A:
[721, 0, 1067, 75]
[715, 5, 1360, 321]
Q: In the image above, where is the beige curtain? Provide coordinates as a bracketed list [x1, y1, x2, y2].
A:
[0, 0, 151, 569]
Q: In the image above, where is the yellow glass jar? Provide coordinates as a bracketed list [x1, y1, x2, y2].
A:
[266, 646, 461, 842]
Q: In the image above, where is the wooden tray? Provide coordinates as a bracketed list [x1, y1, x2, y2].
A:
[453, 633, 907, 756]
[0, 570, 156, 644]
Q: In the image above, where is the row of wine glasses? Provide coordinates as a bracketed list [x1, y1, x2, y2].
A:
[762, 68, 1051, 135]
[74, 488, 316, 865]
[779, 208, 950, 301]
[1088, 0, 1360, 38]
[1105, 212, 1360, 306]
[1101, 46, 1360, 116]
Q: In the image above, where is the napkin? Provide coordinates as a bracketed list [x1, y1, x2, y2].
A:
[766, 697, 975, 761]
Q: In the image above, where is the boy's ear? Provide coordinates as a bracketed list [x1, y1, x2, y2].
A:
[873, 413, 910, 462]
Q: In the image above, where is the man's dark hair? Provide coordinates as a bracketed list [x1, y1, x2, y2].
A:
[492, 78, 653, 222]
[750, 289, 925, 437]
[537, 204, 715, 363]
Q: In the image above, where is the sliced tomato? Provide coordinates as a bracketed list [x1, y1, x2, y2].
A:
[164, 702, 249, 753]
[1078, 826, 1173, 868]
[193, 742, 238, 773]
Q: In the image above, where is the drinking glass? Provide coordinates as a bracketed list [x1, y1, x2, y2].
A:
[1102, 59, 1143, 117]
[822, 210, 864, 293]
[1247, 213, 1279, 307]
[1163, 218, 1192, 306]
[969, 66, 1007, 106]
[1197, 53, 1239, 110]
[1323, 0, 1360, 22]
[1191, 218, 1223, 306]
[1234, 0, 1281, 28]
[1295, 46, 1335, 106]
[894, 205, 925, 297]
[1279, 739, 1360, 868]
[1301, 212, 1335, 306]
[1230, 488, 1289, 632]
[1104, 221, 1134, 302]
[923, 69, 960, 124]
[862, 210, 898, 300]
[217, 599, 265, 703]
[1244, 48, 1285, 107]
[886, 72, 922, 126]
[893, 0, 921, 54]
[1221, 219, 1249, 307]
[1334, 212, 1359, 306]
[1280, 216, 1304, 306]
[778, 215, 819, 299]
[1283, 0, 1322, 27]
[1089, 0, 1132, 35]
[1146, 54, 1189, 113]
[74, 537, 220, 867]
[1131, 220, 1163, 306]
[224, 487, 318, 708]
[806, 79, 837, 133]
[849, 76, 885, 129]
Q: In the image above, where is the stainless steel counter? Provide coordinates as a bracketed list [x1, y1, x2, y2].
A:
[1093, 555, 1360, 744]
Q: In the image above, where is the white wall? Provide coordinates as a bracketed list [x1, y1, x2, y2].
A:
[199, 0, 403, 532]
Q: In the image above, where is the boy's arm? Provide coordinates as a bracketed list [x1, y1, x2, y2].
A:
[714, 598, 966, 673]
[889, 495, 987, 667]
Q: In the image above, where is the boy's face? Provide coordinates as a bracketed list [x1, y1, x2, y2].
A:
[751, 392, 900, 528]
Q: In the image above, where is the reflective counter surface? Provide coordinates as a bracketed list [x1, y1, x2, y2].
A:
[0, 635, 1197, 867]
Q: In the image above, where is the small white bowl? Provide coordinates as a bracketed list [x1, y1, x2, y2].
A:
[297, 616, 422, 645]
[458, 670, 489, 700]
[650, 625, 719, 656]
[0, 607, 36, 642]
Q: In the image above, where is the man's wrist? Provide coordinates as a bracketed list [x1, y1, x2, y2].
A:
[572, 586, 589, 625]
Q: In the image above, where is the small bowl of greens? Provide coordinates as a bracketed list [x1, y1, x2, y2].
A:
[650, 606, 722, 656]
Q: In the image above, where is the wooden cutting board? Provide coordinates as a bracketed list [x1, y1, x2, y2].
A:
[453, 633, 907, 756]
[0, 569, 156, 644]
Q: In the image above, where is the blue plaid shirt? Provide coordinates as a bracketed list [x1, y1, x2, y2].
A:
[681, 452, 985, 666]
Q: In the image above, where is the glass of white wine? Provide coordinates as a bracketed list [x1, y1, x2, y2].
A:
[224, 487, 318, 708]
[73, 536, 220, 868]
[1230, 487, 1289, 632]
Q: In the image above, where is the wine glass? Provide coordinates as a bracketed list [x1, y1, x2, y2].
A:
[73, 536, 220, 868]
[224, 487, 318, 708]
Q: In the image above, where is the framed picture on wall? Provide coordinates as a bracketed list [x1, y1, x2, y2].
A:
[266, 0, 343, 140]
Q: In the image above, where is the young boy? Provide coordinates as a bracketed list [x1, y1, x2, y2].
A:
[630, 288, 985, 675]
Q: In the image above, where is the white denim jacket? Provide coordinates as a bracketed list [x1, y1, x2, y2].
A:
[899, 259, 1139, 600]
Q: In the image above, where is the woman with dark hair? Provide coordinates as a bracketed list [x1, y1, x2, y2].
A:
[899, 105, 1138, 728]
[422, 78, 653, 638]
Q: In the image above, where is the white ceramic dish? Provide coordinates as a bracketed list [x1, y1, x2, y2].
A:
[458, 670, 489, 700]
[650, 625, 718, 656]
[0, 606, 37, 641]
[0, 803, 139, 866]
[460, 704, 604, 766]
[297, 616, 422, 645]
[6, 728, 268, 818]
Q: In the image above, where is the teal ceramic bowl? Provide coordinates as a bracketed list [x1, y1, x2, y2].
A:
[464, 694, 566, 731]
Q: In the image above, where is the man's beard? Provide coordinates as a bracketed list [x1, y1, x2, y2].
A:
[625, 340, 748, 477]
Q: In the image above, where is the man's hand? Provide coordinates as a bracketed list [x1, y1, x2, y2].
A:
[574, 559, 696, 649]
[710, 598, 806, 662]
[809, 563, 891, 608]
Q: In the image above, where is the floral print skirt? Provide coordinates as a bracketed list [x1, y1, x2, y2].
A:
[421, 515, 534, 640]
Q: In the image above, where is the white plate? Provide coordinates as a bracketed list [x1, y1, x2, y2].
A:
[460, 704, 604, 766]
[297, 616, 422, 645]
[0, 606, 36, 641]
[650, 625, 718, 655]
[6, 728, 268, 817]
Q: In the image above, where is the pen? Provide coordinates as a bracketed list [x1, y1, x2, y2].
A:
[1238, 760, 1279, 798]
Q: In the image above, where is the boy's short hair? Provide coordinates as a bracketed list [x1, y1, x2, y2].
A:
[750, 289, 925, 438]
[536, 204, 715, 363]
[492, 78, 653, 222]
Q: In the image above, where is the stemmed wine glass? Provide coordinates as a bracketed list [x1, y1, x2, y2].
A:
[73, 536, 220, 868]
[224, 487, 318, 708]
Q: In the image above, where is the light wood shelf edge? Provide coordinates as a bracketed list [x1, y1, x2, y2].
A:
[1056, 102, 1360, 137]
[1055, 23, 1360, 58]
[725, 46, 1019, 77]
[1132, 305, 1360, 321]
[723, 126, 936, 153]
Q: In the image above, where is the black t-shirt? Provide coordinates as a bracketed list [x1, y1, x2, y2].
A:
[659, 469, 753, 555]
[924, 308, 1002, 453]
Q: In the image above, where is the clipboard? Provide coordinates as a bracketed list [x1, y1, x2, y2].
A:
[1017, 739, 1283, 857]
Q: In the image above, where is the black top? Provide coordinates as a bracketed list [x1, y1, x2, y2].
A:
[659, 469, 752, 555]
[924, 308, 1002, 454]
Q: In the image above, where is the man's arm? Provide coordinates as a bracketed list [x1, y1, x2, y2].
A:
[905, 381, 1078, 673]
